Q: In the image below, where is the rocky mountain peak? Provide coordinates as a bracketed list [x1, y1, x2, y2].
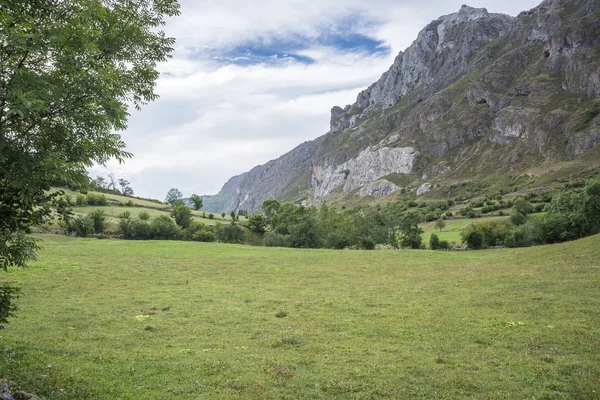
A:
[330, 5, 513, 132]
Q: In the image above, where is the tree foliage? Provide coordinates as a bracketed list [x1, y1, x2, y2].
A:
[171, 203, 192, 228]
[0, 0, 180, 327]
[165, 188, 183, 205]
[189, 194, 203, 210]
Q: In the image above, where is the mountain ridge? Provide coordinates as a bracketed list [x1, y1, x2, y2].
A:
[201, 0, 600, 213]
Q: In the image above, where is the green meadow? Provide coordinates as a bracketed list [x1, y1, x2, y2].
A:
[1, 235, 599, 399]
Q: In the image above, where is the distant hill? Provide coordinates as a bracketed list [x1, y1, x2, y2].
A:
[201, 0, 600, 213]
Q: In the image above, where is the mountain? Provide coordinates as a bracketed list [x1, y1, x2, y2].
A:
[201, 0, 600, 213]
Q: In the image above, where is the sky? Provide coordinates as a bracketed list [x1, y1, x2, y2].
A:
[91, 0, 543, 201]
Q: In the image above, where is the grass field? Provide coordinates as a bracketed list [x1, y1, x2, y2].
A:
[71, 206, 232, 228]
[421, 216, 510, 243]
[1, 235, 599, 398]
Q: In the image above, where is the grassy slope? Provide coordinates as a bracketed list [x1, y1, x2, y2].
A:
[1, 235, 599, 399]
[421, 216, 510, 243]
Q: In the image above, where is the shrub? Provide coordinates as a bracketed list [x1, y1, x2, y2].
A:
[191, 230, 215, 242]
[263, 232, 287, 247]
[215, 224, 245, 244]
[120, 218, 152, 240]
[461, 221, 507, 249]
[184, 221, 215, 242]
[76, 194, 87, 206]
[138, 210, 151, 221]
[62, 216, 94, 237]
[86, 193, 107, 206]
[505, 222, 540, 248]
[429, 233, 450, 250]
[171, 204, 192, 228]
[289, 218, 322, 249]
[513, 198, 534, 216]
[151, 216, 182, 240]
[357, 236, 376, 250]
[88, 209, 108, 234]
[247, 214, 267, 233]
[510, 211, 527, 226]
[461, 226, 483, 249]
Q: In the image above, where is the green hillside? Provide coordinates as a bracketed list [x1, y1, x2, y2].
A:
[1, 235, 599, 398]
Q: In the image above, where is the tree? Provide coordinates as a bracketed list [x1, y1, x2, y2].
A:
[107, 173, 117, 191]
[434, 219, 446, 232]
[230, 211, 236, 222]
[171, 203, 192, 228]
[189, 194, 203, 211]
[247, 214, 267, 233]
[165, 188, 183, 205]
[93, 176, 108, 190]
[262, 199, 281, 225]
[397, 212, 424, 249]
[0, 0, 180, 326]
[221, 212, 226, 219]
[118, 179, 134, 196]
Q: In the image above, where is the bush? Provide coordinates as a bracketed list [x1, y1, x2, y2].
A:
[86, 193, 107, 206]
[505, 222, 540, 248]
[461, 227, 483, 249]
[88, 209, 108, 234]
[191, 230, 215, 242]
[215, 224, 245, 244]
[76, 194, 87, 206]
[513, 198, 534, 216]
[510, 211, 527, 226]
[62, 216, 94, 237]
[461, 222, 507, 249]
[119, 218, 152, 240]
[138, 210, 151, 221]
[289, 218, 322, 249]
[263, 232, 287, 247]
[430, 233, 450, 250]
[247, 214, 267, 233]
[171, 204, 192, 228]
[151, 216, 182, 240]
[184, 221, 215, 242]
[357, 236, 376, 250]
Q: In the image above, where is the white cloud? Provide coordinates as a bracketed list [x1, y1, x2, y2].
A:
[95, 0, 543, 200]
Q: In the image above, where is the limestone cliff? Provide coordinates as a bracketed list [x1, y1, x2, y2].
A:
[202, 0, 600, 213]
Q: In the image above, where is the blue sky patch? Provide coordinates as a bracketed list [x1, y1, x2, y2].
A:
[190, 14, 390, 66]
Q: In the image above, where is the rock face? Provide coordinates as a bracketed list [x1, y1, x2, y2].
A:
[417, 183, 432, 196]
[312, 147, 418, 200]
[358, 180, 401, 197]
[202, 0, 600, 213]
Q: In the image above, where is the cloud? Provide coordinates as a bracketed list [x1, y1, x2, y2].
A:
[94, 0, 544, 200]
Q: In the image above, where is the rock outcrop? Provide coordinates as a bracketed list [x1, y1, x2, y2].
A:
[358, 180, 401, 197]
[201, 0, 600, 213]
[312, 147, 418, 200]
[417, 183, 432, 196]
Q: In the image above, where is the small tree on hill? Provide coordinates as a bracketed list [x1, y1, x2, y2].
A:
[434, 219, 446, 232]
[165, 188, 183, 205]
[171, 204, 192, 228]
[189, 194, 203, 210]
[118, 179, 134, 196]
